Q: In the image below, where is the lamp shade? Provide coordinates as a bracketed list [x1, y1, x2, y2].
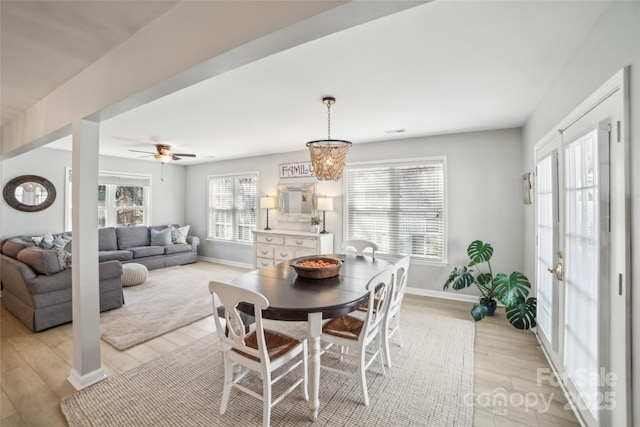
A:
[260, 197, 276, 209]
[317, 197, 334, 211]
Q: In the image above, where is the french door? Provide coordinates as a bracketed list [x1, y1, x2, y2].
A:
[534, 69, 630, 427]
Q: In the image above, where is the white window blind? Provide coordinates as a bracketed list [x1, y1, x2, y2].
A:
[345, 159, 446, 261]
[65, 169, 151, 230]
[208, 173, 257, 243]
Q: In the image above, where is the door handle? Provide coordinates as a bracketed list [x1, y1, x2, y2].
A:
[547, 263, 563, 281]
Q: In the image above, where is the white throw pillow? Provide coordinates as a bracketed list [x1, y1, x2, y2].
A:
[171, 225, 190, 244]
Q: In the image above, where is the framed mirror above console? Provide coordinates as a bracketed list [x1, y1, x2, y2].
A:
[277, 183, 317, 222]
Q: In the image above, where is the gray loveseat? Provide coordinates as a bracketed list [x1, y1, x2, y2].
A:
[0, 237, 123, 332]
[98, 224, 200, 270]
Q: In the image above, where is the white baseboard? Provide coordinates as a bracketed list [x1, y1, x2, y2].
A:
[405, 287, 480, 303]
[198, 256, 252, 270]
[68, 367, 107, 390]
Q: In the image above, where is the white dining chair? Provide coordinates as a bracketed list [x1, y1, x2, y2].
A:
[382, 255, 411, 367]
[319, 267, 393, 405]
[342, 239, 378, 258]
[209, 281, 308, 427]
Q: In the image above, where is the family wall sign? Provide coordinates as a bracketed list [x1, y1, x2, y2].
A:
[279, 162, 315, 179]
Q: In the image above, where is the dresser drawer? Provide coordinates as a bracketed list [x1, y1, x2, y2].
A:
[284, 237, 317, 249]
[256, 257, 275, 268]
[256, 235, 285, 245]
[256, 244, 275, 259]
[274, 247, 295, 261]
[295, 248, 318, 258]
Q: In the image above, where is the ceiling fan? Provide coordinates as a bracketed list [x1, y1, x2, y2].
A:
[129, 144, 196, 164]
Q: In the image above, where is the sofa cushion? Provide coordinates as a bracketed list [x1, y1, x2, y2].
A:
[2, 238, 34, 258]
[32, 232, 55, 249]
[98, 250, 134, 262]
[116, 226, 150, 249]
[99, 227, 118, 251]
[150, 227, 172, 246]
[164, 243, 192, 255]
[170, 225, 190, 244]
[16, 247, 65, 275]
[129, 246, 165, 258]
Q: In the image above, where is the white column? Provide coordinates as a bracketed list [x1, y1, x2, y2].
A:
[67, 119, 106, 390]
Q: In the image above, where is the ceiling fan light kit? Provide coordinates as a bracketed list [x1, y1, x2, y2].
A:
[306, 97, 352, 181]
[129, 143, 196, 164]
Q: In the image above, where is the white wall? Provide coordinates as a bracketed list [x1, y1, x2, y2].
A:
[521, 1, 640, 420]
[186, 127, 524, 294]
[1, 148, 186, 237]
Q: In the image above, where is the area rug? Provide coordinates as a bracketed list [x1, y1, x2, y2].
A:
[63, 311, 474, 426]
[100, 265, 221, 350]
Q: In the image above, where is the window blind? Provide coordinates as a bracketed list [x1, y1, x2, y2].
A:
[208, 173, 257, 243]
[345, 160, 445, 261]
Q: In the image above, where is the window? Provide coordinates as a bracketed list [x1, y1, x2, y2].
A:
[208, 173, 257, 243]
[65, 169, 151, 230]
[345, 158, 446, 263]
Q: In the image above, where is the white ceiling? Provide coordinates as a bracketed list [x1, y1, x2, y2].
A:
[2, 1, 611, 165]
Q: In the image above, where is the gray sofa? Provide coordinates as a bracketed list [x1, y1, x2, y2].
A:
[98, 225, 200, 270]
[1, 224, 200, 332]
[0, 237, 123, 332]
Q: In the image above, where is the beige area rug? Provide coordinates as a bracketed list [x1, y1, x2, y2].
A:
[100, 264, 243, 350]
[64, 311, 474, 426]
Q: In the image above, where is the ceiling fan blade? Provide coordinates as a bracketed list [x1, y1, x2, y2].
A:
[172, 153, 196, 157]
[172, 156, 182, 161]
[129, 149, 156, 154]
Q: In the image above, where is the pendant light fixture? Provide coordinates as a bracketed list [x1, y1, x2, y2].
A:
[306, 97, 352, 181]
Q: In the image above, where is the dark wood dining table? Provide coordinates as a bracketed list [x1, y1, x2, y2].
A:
[231, 253, 393, 421]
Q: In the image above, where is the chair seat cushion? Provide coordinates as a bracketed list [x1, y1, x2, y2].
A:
[357, 298, 380, 313]
[233, 329, 300, 362]
[322, 315, 363, 340]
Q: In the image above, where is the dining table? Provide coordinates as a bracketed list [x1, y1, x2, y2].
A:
[230, 253, 393, 421]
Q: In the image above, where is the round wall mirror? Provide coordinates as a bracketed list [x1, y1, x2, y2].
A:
[3, 175, 56, 212]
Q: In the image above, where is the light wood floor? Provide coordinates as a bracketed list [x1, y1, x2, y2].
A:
[0, 261, 579, 427]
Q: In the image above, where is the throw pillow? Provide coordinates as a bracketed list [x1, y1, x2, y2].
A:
[17, 247, 65, 275]
[150, 227, 172, 246]
[171, 225, 190, 244]
[2, 238, 34, 258]
[53, 234, 71, 249]
[33, 232, 55, 249]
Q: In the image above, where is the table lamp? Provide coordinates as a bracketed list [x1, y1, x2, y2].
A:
[260, 196, 276, 230]
[317, 196, 334, 234]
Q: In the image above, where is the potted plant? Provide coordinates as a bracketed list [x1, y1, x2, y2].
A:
[310, 216, 321, 233]
[443, 240, 537, 330]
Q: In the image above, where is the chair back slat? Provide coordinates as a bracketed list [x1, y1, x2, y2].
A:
[209, 281, 269, 362]
[361, 267, 393, 341]
[389, 255, 411, 314]
[342, 239, 378, 257]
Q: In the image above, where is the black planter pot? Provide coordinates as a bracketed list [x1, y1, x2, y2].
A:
[479, 298, 497, 316]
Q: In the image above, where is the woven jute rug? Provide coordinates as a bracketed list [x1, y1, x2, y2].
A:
[100, 264, 246, 350]
[63, 311, 474, 426]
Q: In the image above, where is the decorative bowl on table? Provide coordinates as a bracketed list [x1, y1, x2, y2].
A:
[290, 256, 342, 279]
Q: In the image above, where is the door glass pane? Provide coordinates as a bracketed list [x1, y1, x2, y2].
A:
[536, 154, 554, 343]
[564, 129, 599, 419]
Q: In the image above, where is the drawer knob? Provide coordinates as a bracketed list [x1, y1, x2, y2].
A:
[261, 250, 269, 255]
[266, 238, 273, 242]
[280, 253, 288, 257]
[296, 240, 303, 245]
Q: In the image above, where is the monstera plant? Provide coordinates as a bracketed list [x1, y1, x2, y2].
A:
[443, 240, 537, 330]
